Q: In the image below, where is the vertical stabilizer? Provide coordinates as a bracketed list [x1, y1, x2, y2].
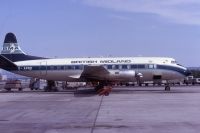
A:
[1, 32, 25, 54]
[1, 32, 46, 62]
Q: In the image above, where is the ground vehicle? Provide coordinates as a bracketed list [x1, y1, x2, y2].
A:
[4, 80, 22, 91]
[192, 78, 200, 85]
[184, 76, 194, 85]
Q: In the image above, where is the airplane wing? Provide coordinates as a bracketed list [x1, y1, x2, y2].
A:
[80, 65, 110, 80]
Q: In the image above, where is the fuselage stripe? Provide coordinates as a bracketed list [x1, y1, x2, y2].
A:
[14, 64, 187, 76]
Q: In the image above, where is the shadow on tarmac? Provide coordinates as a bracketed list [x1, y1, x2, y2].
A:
[0, 86, 200, 96]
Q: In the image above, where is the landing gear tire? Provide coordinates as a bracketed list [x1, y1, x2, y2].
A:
[45, 80, 58, 92]
[165, 86, 170, 91]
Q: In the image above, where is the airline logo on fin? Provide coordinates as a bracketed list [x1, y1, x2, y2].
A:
[2, 43, 23, 54]
[1, 32, 25, 54]
[4, 44, 18, 53]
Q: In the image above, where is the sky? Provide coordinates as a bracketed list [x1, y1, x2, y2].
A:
[0, 0, 200, 67]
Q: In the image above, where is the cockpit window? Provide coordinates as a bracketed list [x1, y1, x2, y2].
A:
[177, 64, 183, 67]
[171, 61, 177, 64]
[171, 60, 183, 66]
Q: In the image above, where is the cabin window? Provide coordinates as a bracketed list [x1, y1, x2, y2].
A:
[61, 66, 64, 70]
[66, 66, 73, 70]
[130, 65, 137, 69]
[107, 65, 112, 69]
[148, 64, 154, 69]
[122, 65, 128, 69]
[75, 65, 83, 70]
[50, 66, 54, 70]
[75, 65, 80, 70]
[138, 64, 145, 69]
[80, 65, 83, 70]
[114, 65, 119, 69]
[57, 66, 61, 70]
[56, 66, 65, 70]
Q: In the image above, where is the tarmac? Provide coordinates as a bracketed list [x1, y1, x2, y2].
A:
[0, 86, 200, 133]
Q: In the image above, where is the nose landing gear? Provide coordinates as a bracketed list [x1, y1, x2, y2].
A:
[165, 82, 171, 91]
[165, 85, 171, 91]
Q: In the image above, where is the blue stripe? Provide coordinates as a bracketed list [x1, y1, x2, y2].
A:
[157, 65, 186, 76]
[15, 64, 187, 76]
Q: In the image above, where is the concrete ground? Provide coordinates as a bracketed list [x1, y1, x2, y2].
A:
[0, 86, 200, 133]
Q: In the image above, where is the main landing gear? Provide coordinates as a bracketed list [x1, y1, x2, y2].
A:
[44, 80, 58, 92]
[94, 82, 112, 96]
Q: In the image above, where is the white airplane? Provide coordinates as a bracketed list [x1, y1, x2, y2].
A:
[0, 33, 191, 95]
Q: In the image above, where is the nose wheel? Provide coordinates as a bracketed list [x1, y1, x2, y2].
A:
[165, 85, 171, 91]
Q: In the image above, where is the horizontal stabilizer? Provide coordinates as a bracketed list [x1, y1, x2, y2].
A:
[0, 55, 18, 71]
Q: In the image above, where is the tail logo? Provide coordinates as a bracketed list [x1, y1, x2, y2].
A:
[9, 44, 17, 53]
[2, 43, 19, 53]
[1, 33, 25, 55]
[2, 43, 21, 54]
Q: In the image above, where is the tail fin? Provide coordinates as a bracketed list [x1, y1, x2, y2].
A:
[1, 32, 25, 54]
[1, 32, 47, 62]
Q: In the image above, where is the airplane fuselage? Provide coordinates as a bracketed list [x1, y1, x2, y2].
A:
[12, 57, 188, 82]
[0, 32, 191, 95]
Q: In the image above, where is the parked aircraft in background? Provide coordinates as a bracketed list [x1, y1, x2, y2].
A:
[0, 33, 191, 95]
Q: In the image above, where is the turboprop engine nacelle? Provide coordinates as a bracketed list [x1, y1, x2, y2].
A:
[109, 70, 136, 81]
[118, 70, 136, 77]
